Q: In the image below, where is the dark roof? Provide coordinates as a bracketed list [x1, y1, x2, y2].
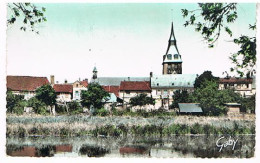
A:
[102, 86, 120, 97]
[178, 103, 203, 113]
[219, 77, 253, 84]
[120, 81, 151, 91]
[7, 76, 49, 91]
[53, 84, 73, 93]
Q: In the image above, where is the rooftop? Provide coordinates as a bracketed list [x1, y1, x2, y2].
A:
[120, 81, 151, 91]
[7, 76, 49, 91]
[53, 84, 73, 93]
[91, 77, 150, 86]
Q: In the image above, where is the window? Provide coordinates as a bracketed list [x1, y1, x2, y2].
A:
[167, 54, 172, 60]
[174, 54, 178, 59]
[246, 84, 249, 88]
[126, 91, 130, 94]
[157, 83, 159, 86]
[188, 82, 190, 85]
[76, 84, 79, 88]
[172, 83, 174, 86]
[164, 90, 168, 95]
[75, 91, 80, 99]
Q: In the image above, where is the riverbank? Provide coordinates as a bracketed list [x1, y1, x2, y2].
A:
[6, 114, 255, 137]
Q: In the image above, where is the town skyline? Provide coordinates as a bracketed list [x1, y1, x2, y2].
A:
[6, 3, 256, 83]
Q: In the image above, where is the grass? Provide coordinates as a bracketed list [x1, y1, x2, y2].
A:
[7, 121, 255, 138]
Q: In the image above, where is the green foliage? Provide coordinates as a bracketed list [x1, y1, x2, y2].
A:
[67, 101, 82, 114]
[27, 97, 47, 115]
[182, 3, 237, 47]
[171, 89, 191, 109]
[129, 93, 155, 106]
[239, 94, 255, 113]
[190, 80, 241, 116]
[81, 83, 109, 109]
[95, 108, 109, 116]
[55, 104, 67, 114]
[7, 3, 47, 33]
[182, 3, 256, 77]
[12, 101, 26, 115]
[194, 71, 219, 88]
[35, 84, 56, 106]
[230, 35, 256, 77]
[6, 90, 24, 114]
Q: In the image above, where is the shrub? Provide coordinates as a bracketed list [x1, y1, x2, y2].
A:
[67, 101, 82, 114]
[95, 108, 109, 116]
[27, 97, 47, 115]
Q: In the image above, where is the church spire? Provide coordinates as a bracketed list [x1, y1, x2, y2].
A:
[162, 22, 182, 75]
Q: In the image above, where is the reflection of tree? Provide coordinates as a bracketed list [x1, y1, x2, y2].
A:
[36, 145, 56, 157]
[79, 145, 109, 157]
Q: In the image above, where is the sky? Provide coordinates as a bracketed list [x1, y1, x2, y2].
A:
[6, 3, 256, 83]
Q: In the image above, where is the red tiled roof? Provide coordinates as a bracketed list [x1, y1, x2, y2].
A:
[7, 76, 49, 91]
[219, 78, 252, 84]
[102, 86, 120, 97]
[80, 80, 88, 87]
[53, 84, 73, 93]
[120, 81, 151, 91]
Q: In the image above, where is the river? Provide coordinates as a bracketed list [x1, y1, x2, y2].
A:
[6, 135, 255, 158]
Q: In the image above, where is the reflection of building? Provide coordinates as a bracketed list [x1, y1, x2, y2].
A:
[72, 79, 88, 101]
[53, 84, 73, 102]
[151, 74, 196, 109]
[119, 81, 151, 103]
[218, 77, 256, 97]
[6, 76, 49, 100]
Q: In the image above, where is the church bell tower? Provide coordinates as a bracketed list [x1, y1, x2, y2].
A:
[162, 22, 182, 74]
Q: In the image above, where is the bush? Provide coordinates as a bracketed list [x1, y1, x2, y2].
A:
[67, 101, 82, 114]
[13, 101, 26, 115]
[27, 97, 47, 115]
[95, 108, 109, 116]
[55, 104, 67, 114]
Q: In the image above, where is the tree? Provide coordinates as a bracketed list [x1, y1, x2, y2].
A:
[190, 80, 241, 116]
[27, 97, 47, 115]
[194, 71, 219, 89]
[171, 90, 191, 109]
[129, 93, 155, 106]
[6, 90, 25, 115]
[7, 3, 47, 33]
[81, 83, 109, 109]
[182, 3, 256, 77]
[35, 84, 56, 107]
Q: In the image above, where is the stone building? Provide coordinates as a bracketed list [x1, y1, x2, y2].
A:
[72, 79, 88, 101]
[119, 81, 151, 103]
[151, 74, 197, 109]
[218, 77, 256, 97]
[53, 84, 73, 102]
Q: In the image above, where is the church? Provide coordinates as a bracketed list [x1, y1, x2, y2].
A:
[151, 22, 197, 109]
[91, 22, 197, 110]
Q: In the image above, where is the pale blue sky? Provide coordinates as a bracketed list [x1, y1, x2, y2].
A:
[6, 3, 256, 83]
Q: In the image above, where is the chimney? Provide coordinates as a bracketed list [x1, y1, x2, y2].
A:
[50, 75, 55, 85]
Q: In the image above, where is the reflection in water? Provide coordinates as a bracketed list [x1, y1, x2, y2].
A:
[79, 145, 109, 157]
[6, 135, 255, 158]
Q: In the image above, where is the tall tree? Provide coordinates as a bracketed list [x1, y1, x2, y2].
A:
[182, 3, 256, 77]
[194, 71, 219, 89]
[35, 85, 56, 107]
[7, 3, 47, 33]
[81, 83, 109, 109]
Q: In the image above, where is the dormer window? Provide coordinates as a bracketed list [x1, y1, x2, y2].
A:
[174, 54, 178, 59]
[157, 83, 159, 86]
[167, 54, 172, 60]
[172, 83, 174, 86]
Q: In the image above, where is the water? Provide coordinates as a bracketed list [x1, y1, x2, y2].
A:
[6, 135, 255, 158]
